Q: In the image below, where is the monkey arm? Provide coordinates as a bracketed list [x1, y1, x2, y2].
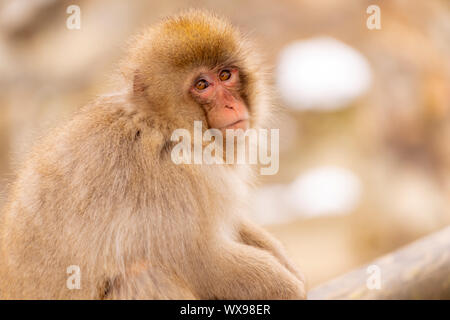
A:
[199, 241, 306, 300]
[238, 220, 306, 284]
[103, 264, 197, 300]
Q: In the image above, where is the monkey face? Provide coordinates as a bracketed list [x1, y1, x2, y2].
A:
[124, 10, 265, 134]
[189, 67, 249, 133]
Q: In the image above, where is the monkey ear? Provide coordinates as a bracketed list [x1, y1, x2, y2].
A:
[133, 71, 147, 95]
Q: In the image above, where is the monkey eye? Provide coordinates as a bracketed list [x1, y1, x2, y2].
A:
[195, 79, 209, 91]
[219, 70, 231, 81]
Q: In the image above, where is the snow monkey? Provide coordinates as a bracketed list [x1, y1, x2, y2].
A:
[0, 10, 306, 299]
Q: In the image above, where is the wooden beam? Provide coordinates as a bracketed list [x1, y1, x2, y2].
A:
[308, 226, 450, 299]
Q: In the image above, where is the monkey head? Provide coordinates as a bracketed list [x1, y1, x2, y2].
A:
[122, 10, 269, 136]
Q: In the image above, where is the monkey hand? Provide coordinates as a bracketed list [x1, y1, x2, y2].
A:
[239, 220, 307, 285]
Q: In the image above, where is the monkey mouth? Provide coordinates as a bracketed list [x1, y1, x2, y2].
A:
[220, 119, 249, 131]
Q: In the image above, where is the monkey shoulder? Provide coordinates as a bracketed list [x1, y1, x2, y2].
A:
[71, 94, 167, 152]
[19, 95, 165, 182]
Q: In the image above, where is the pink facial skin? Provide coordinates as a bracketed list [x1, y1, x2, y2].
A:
[190, 68, 249, 132]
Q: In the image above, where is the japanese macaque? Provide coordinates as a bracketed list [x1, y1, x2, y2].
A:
[0, 10, 306, 299]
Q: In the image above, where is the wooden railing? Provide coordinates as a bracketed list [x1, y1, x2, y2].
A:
[308, 226, 450, 299]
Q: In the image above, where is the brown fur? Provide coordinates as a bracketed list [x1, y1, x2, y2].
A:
[0, 10, 305, 299]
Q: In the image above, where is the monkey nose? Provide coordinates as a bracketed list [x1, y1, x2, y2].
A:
[224, 105, 234, 110]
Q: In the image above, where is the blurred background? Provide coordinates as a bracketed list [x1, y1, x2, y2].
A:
[0, 0, 449, 288]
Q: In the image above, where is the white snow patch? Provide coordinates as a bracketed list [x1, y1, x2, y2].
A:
[276, 37, 372, 111]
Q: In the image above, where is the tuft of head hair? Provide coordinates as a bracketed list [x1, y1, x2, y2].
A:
[123, 10, 249, 71]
